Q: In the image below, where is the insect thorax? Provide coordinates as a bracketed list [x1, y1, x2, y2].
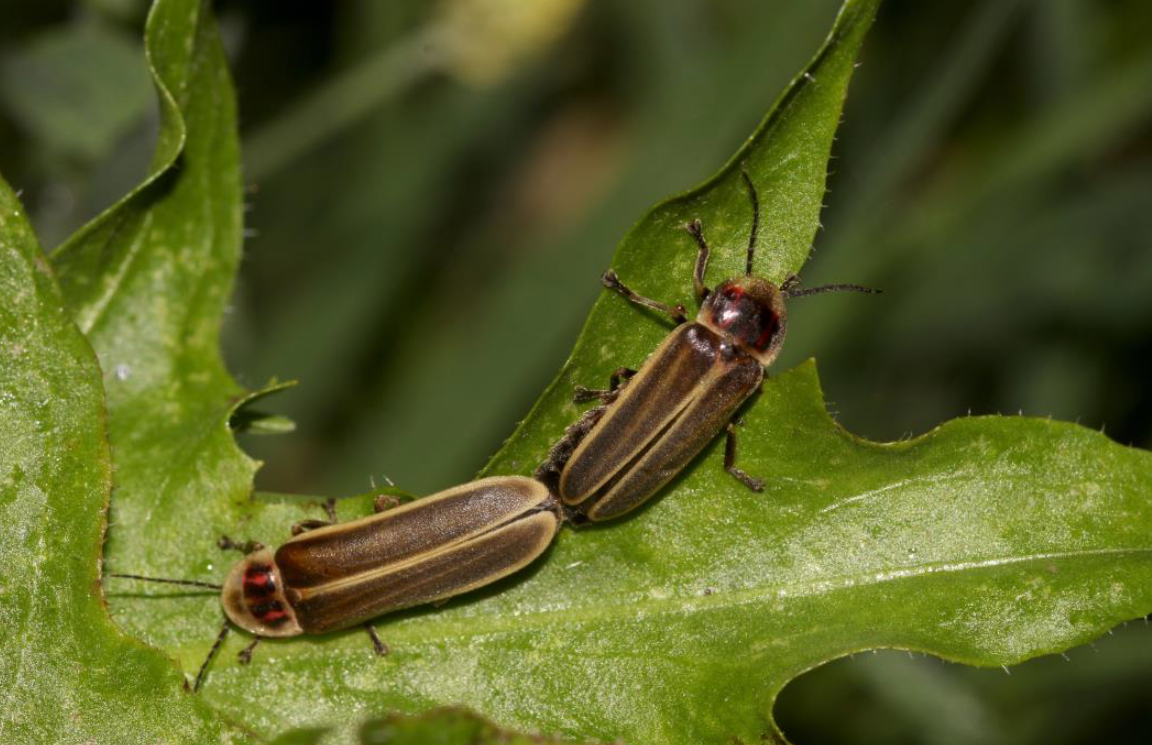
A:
[221, 549, 302, 637]
[697, 277, 787, 367]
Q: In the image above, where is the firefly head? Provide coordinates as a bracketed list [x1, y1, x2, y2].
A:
[697, 276, 787, 366]
[221, 548, 302, 638]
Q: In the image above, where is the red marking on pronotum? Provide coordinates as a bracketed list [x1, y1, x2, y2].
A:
[754, 312, 780, 350]
[242, 565, 275, 597]
[252, 600, 289, 625]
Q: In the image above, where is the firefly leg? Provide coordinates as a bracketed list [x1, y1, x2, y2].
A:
[601, 270, 687, 324]
[573, 387, 609, 403]
[290, 497, 340, 535]
[192, 620, 231, 692]
[684, 219, 711, 301]
[781, 274, 801, 295]
[237, 637, 260, 665]
[724, 421, 764, 492]
[610, 367, 637, 391]
[374, 495, 402, 513]
[365, 624, 390, 656]
[290, 519, 331, 536]
[294, 496, 400, 533]
[573, 366, 637, 403]
[217, 536, 264, 554]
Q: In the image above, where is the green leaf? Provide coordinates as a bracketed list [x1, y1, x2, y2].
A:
[21, 0, 256, 739]
[50, 0, 259, 642]
[23, 0, 1150, 744]
[0, 177, 241, 739]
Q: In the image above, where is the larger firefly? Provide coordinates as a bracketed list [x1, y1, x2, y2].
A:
[537, 169, 877, 522]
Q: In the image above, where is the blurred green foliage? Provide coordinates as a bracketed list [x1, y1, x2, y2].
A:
[2, 0, 1151, 743]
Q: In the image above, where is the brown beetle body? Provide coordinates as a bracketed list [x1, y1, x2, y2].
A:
[220, 476, 559, 637]
[111, 476, 560, 689]
[537, 171, 874, 522]
[557, 320, 766, 521]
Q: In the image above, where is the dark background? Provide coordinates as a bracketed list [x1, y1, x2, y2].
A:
[2, 0, 1150, 742]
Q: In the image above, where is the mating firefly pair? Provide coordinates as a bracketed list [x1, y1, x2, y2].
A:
[109, 169, 875, 690]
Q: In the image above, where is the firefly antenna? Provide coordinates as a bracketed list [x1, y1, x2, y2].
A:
[741, 169, 759, 276]
[107, 573, 223, 591]
[783, 283, 881, 299]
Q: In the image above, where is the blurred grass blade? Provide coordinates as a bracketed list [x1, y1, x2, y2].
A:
[244, 26, 444, 182]
[798, 32, 1152, 357]
[358, 708, 592, 745]
[962, 47, 1152, 206]
[244, 0, 588, 182]
[835, 0, 1027, 236]
[851, 653, 1007, 745]
[863, 42, 1152, 282]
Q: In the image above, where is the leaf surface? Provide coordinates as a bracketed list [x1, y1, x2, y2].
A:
[20, 0, 258, 740]
[47, 0, 266, 683]
[0, 174, 242, 741]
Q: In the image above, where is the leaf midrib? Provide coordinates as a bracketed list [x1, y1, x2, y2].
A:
[162, 544, 1152, 659]
[398, 545, 1152, 636]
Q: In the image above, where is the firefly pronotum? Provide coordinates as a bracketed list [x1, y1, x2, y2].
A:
[536, 169, 877, 522]
[108, 476, 560, 690]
